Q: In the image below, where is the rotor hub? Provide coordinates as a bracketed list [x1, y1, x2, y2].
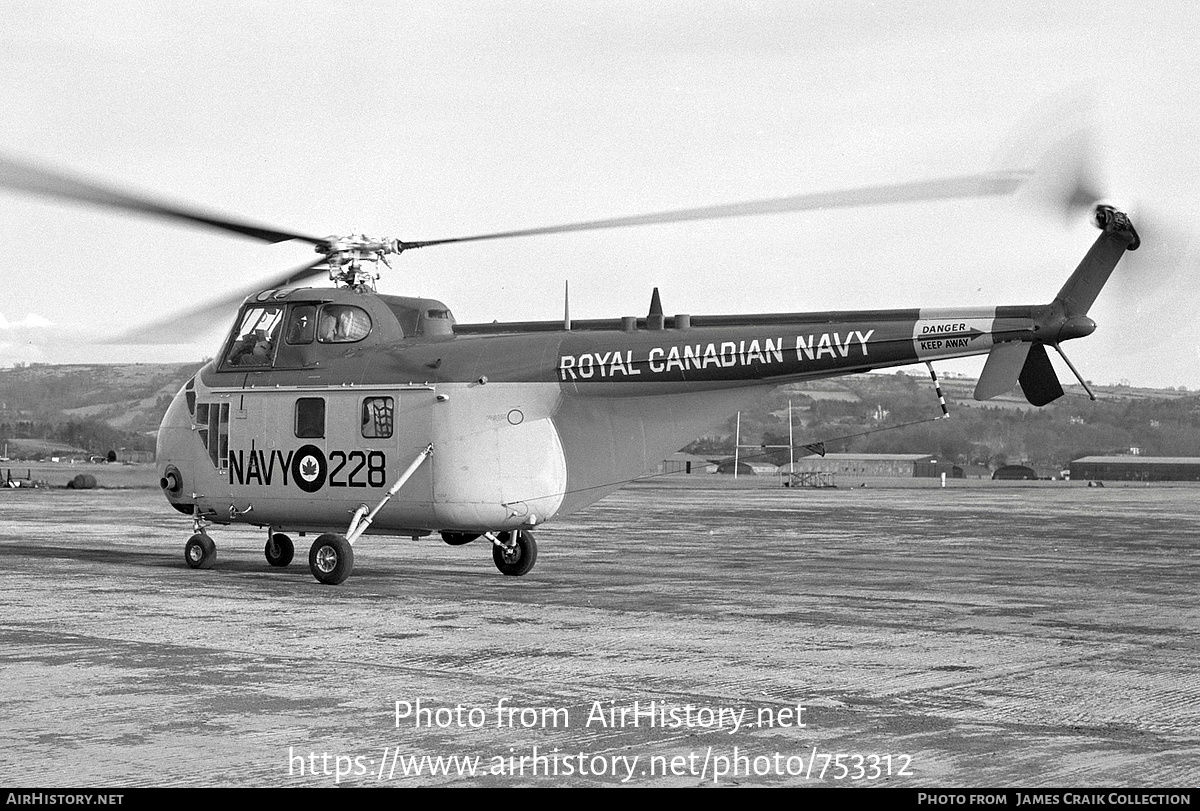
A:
[316, 235, 404, 291]
[1092, 205, 1140, 250]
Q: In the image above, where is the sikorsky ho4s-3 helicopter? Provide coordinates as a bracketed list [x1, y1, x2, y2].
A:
[0, 149, 1141, 585]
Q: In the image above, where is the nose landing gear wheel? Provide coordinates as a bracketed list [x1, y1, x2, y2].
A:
[492, 529, 537, 577]
[309, 533, 354, 585]
[265, 533, 294, 567]
[184, 533, 216, 570]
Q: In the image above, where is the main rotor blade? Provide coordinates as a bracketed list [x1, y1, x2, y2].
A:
[0, 154, 327, 246]
[402, 172, 1030, 250]
[104, 257, 329, 345]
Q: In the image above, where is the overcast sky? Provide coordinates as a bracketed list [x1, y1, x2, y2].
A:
[1, 1, 1197, 388]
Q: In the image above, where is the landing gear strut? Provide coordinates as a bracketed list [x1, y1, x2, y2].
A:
[301, 443, 432, 585]
[490, 529, 538, 577]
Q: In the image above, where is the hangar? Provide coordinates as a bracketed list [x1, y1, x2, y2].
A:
[1069, 456, 1200, 482]
[657, 452, 717, 475]
[786, 453, 947, 479]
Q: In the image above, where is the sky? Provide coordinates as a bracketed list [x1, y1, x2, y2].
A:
[1, 1, 1197, 388]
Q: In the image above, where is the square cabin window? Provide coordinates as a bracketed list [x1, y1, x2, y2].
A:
[361, 396, 394, 438]
[295, 397, 325, 439]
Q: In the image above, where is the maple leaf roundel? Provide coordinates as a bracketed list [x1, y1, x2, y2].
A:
[291, 445, 327, 493]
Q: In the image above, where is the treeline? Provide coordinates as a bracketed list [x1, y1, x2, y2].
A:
[687, 374, 1200, 469]
[3, 363, 1198, 469]
[0, 419, 156, 456]
[0, 363, 198, 435]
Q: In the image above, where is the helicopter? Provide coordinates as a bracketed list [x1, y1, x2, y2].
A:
[0, 151, 1140, 586]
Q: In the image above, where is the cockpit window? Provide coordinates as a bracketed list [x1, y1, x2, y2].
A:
[317, 305, 372, 343]
[285, 304, 317, 345]
[223, 306, 284, 367]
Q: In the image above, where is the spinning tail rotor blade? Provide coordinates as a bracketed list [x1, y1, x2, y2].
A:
[103, 257, 329, 345]
[990, 92, 1200, 392]
[1003, 110, 1198, 348]
[997, 96, 1194, 296]
[1017, 126, 1109, 223]
[1110, 205, 1200, 347]
[401, 172, 1030, 250]
[992, 88, 1110, 223]
[0, 154, 327, 246]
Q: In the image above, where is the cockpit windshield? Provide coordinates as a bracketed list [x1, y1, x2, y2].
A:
[223, 305, 284, 367]
[222, 302, 372, 369]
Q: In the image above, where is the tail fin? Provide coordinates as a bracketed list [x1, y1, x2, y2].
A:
[974, 206, 1139, 405]
[974, 341, 1068, 405]
[975, 341, 1030, 401]
[1018, 343, 1065, 406]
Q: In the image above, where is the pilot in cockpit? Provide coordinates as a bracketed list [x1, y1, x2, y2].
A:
[318, 310, 338, 342]
[226, 308, 282, 366]
[317, 306, 367, 343]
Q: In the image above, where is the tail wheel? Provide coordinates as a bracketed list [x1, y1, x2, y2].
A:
[265, 533, 294, 567]
[309, 533, 354, 585]
[184, 533, 216, 570]
[492, 530, 537, 577]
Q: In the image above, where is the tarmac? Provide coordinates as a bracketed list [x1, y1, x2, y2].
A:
[1, 474, 1197, 787]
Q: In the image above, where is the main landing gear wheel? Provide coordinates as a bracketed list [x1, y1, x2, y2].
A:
[492, 529, 537, 577]
[309, 533, 354, 585]
[265, 533, 294, 567]
[184, 533, 216, 570]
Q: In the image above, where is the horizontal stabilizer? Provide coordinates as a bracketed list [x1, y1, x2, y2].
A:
[1018, 342, 1064, 406]
[974, 341, 1031, 401]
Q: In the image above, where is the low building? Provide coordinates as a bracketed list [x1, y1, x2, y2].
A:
[785, 453, 944, 479]
[657, 452, 717, 475]
[1069, 456, 1200, 482]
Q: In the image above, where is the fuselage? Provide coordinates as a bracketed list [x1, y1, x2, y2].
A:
[156, 286, 1046, 538]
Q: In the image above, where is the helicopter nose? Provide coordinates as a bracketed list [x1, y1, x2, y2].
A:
[157, 380, 198, 514]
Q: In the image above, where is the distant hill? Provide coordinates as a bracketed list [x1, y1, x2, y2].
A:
[684, 372, 1200, 470]
[0, 362, 204, 459]
[1, 361, 1197, 468]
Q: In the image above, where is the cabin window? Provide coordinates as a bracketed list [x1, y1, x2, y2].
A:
[295, 398, 325, 439]
[317, 305, 371, 343]
[285, 304, 317, 345]
[194, 402, 229, 469]
[361, 397, 394, 438]
[224, 305, 284, 367]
